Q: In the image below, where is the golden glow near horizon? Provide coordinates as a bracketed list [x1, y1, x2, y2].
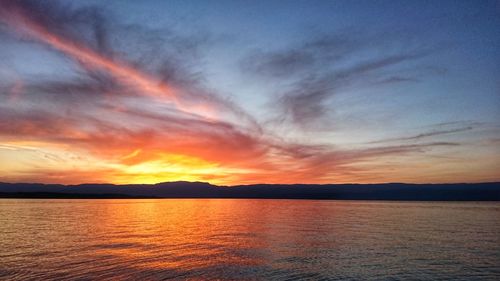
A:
[0, 1, 499, 185]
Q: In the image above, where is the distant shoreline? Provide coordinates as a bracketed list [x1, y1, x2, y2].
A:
[0, 192, 156, 199]
[1, 182, 499, 201]
[1, 193, 500, 202]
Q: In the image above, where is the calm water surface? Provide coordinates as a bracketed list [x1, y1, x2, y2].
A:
[0, 199, 499, 280]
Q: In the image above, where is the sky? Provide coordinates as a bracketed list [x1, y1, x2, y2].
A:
[0, 0, 499, 185]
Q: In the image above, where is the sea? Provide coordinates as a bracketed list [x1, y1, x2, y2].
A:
[0, 199, 499, 280]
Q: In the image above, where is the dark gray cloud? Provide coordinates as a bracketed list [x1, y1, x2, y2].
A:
[367, 121, 483, 144]
[242, 30, 444, 129]
[375, 76, 421, 85]
[242, 32, 362, 79]
[0, 0, 263, 131]
[369, 127, 474, 144]
[0, 0, 204, 85]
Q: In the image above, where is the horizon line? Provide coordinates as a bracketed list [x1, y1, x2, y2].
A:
[2, 181, 499, 187]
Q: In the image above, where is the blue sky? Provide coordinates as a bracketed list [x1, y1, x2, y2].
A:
[95, 0, 500, 126]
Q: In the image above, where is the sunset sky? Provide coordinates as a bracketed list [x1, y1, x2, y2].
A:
[0, 0, 499, 185]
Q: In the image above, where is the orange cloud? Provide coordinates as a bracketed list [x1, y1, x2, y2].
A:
[0, 3, 219, 120]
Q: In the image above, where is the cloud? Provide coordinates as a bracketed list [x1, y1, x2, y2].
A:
[0, 0, 468, 185]
[1, 1, 242, 121]
[368, 121, 482, 144]
[0, 100, 457, 185]
[375, 76, 421, 84]
[242, 32, 362, 79]
[242, 31, 443, 129]
[369, 127, 475, 144]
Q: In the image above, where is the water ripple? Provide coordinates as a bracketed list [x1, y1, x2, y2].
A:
[0, 199, 499, 280]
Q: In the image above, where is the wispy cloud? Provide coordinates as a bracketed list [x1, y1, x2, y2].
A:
[0, 1, 494, 185]
[368, 126, 476, 144]
[242, 30, 443, 129]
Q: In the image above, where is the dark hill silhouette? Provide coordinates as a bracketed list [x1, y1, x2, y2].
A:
[0, 181, 499, 200]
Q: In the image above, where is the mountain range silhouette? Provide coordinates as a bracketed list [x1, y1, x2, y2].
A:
[1, 182, 499, 200]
